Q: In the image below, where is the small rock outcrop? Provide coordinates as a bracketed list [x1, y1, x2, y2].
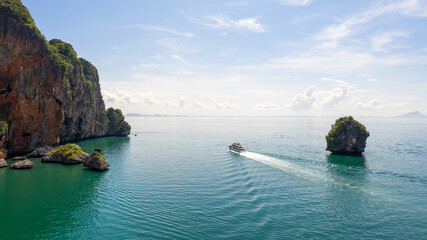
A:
[42, 143, 89, 165]
[325, 116, 370, 155]
[27, 146, 54, 158]
[0, 158, 7, 168]
[11, 160, 34, 169]
[84, 151, 109, 171]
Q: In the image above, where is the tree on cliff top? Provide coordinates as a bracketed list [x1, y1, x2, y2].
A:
[106, 108, 131, 136]
[0, 0, 42, 37]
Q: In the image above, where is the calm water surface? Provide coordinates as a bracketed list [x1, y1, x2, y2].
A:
[0, 117, 426, 239]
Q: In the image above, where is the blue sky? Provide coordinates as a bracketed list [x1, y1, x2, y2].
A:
[23, 0, 427, 116]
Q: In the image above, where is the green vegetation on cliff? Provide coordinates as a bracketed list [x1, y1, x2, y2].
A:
[106, 108, 131, 136]
[1, 1, 99, 102]
[47, 39, 78, 99]
[0, 0, 42, 38]
[47, 39, 99, 102]
[0, 121, 7, 135]
[325, 116, 369, 153]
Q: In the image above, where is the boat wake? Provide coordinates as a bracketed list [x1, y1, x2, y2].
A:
[240, 152, 324, 181]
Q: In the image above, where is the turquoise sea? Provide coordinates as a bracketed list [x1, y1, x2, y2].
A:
[0, 117, 426, 239]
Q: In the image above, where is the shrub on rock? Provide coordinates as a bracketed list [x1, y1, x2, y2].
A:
[84, 151, 109, 171]
[42, 143, 89, 165]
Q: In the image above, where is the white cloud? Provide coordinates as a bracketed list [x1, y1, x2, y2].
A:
[237, 49, 421, 74]
[198, 15, 266, 33]
[278, 0, 313, 6]
[216, 102, 234, 109]
[353, 98, 408, 110]
[286, 86, 316, 110]
[255, 101, 277, 109]
[121, 24, 194, 37]
[316, 0, 427, 44]
[321, 78, 354, 109]
[223, 1, 248, 7]
[140, 92, 162, 105]
[179, 97, 187, 107]
[191, 100, 209, 109]
[102, 90, 141, 104]
[157, 38, 180, 51]
[171, 54, 190, 65]
[101, 90, 164, 106]
[367, 78, 379, 82]
[371, 31, 410, 52]
[212, 98, 236, 109]
[136, 63, 162, 69]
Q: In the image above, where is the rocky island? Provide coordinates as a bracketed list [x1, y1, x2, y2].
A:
[325, 116, 369, 155]
[0, 0, 130, 157]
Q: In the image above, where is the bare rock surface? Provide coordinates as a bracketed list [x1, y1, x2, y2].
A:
[326, 116, 370, 155]
[11, 160, 34, 169]
[27, 146, 54, 158]
[84, 151, 110, 171]
[42, 144, 89, 165]
[0, 158, 7, 168]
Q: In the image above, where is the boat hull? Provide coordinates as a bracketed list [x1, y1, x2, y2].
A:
[228, 149, 246, 154]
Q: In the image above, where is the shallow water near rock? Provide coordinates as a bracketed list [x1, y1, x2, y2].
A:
[0, 117, 426, 239]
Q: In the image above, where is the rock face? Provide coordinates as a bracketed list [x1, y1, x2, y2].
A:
[0, 1, 130, 155]
[0, 158, 6, 168]
[84, 151, 110, 171]
[26, 146, 53, 158]
[42, 143, 89, 165]
[0, 121, 7, 158]
[326, 116, 370, 155]
[11, 156, 25, 161]
[11, 159, 34, 169]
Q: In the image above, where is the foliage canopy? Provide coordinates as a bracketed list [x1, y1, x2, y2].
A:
[0, 0, 42, 38]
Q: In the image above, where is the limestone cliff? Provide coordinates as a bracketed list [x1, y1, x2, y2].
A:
[0, 1, 130, 155]
[325, 116, 369, 155]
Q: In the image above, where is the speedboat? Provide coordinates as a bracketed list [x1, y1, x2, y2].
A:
[228, 143, 246, 154]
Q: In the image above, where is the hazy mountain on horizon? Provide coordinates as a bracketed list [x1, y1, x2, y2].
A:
[395, 111, 427, 118]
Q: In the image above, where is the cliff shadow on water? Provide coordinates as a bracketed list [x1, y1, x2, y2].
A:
[0, 159, 108, 239]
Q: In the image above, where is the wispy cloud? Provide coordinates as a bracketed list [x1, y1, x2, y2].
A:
[277, 0, 313, 6]
[371, 31, 411, 52]
[191, 100, 209, 109]
[223, 1, 248, 7]
[236, 50, 423, 74]
[193, 14, 267, 33]
[255, 101, 277, 109]
[171, 54, 190, 65]
[353, 98, 408, 110]
[316, 0, 427, 44]
[121, 24, 194, 37]
[212, 98, 237, 109]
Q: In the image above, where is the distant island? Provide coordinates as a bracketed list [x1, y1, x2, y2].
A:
[395, 111, 427, 119]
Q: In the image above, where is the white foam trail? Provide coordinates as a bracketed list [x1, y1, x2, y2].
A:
[240, 152, 426, 211]
[241, 152, 325, 181]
